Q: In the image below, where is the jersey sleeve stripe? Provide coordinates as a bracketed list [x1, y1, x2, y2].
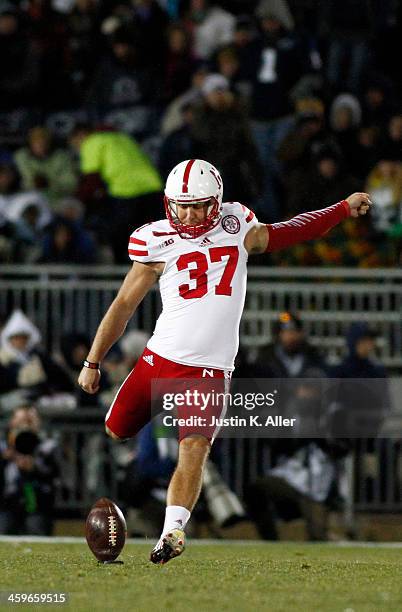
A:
[129, 237, 147, 246]
[245, 210, 255, 223]
[152, 231, 177, 236]
[128, 249, 149, 256]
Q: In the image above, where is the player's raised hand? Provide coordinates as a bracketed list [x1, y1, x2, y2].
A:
[345, 192, 372, 218]
[78, 367, 101, 394]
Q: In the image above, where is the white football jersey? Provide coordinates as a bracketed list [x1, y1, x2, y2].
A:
[128, 202, 259, 370]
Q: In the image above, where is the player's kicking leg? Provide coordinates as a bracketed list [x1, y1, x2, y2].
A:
[150, 435, 210, 564]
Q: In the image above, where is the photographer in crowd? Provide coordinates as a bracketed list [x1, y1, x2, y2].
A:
[0, 406, 59, 535]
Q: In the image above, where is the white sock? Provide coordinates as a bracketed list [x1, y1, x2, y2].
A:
[161, 505, 191, 538]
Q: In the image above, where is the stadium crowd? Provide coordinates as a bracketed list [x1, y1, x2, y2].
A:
[0, 307, 390, 537]
[0, 0, 400, 266]
[0, 0, 400, 537]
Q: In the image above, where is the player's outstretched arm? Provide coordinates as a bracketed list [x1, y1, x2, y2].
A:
[244, 193, 371, 255]
[78, 261, 162, 394]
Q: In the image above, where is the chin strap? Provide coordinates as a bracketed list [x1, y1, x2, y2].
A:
[265, 200, 350, 253]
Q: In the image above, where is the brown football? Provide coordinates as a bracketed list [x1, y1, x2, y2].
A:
[85, 497, 127, 562]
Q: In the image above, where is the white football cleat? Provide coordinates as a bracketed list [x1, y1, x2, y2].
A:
[150, 529, 186, 565]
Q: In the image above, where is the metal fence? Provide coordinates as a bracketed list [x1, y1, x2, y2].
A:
[1, 415, 401, 515]
[1, 265, 402, 368]
[1, 265, 402, 517]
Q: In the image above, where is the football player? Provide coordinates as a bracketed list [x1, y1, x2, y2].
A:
[78, 159, 371, 563]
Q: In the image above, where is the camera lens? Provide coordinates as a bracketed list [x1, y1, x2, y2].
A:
[14, 430, 40, 455]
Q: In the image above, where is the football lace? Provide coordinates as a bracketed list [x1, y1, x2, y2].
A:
[108, 515, 118, 546]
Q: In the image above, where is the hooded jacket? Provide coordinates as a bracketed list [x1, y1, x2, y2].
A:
[332, 322, 387, 379]
[330, 323, 389, 437]
[0, 310, 73, 397]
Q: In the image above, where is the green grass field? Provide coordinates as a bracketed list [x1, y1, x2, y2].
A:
[1, 541, 402, 611]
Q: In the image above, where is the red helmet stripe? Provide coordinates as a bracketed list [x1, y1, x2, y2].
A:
[182, 159, 196, 193]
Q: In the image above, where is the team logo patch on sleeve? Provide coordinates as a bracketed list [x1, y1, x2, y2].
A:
[221, 215, 240, 234]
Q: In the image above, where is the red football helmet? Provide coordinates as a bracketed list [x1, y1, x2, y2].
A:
[164, 159, 223, 238]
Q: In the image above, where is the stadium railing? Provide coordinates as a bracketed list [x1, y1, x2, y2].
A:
[1, 412, 401, 515]
[1, 265, 402, 369]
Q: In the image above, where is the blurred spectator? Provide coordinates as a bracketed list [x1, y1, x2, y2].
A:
[360, 77, 397, 129]
[214, 45, 251, 102]
[329, 321, 391, 489]
[228, 15, 260, 103]
[0, 2, 41, 111]
[183, 0, 235, 61]
[351, 125, 381, 180]
[232, 13, 258, 62]
[319, 0, 374, 93]
[60, 331, 92, 381]
[129, 0, 169, 69]
[25, 0, 72, 109]
[65, 0, 103, 103]
[248, 0, 310, 220]
[160, 65, 206, 136]
[285, 144, 360, 217]
[60, 332, 111, 406]
[248, 312, 341, 541]
[0, 405, 59, 535]
[158, 99, 196, 180]
[366, 157, 402, 234]
[0, 163, 52, 262]
[0, 310, 75, 408]
[70, 124, 163, 261]
[379, 114, 402, 163]
[276, 145, 386, 267]
[330, 322, 389, 438]
[332, 323, 386, 379]
[0, 162, 51, 225]
[86, 25, 156, 135]
[232, 346, 267, 380]
[277, 98, 326, 175]
[190, 74, 263, 203]
[56, 196, 115, 263]
[56, 196, 85, 223]
[98, 345, 129, 409]
[40, 216, 96, 264]
[99, 1, 134, 36]
[2, 189, 52, 232]
[10, 204, 48, 263]
[257, 311, 326, 378]
[329, 93, 362, 167]
[120, 329, 149, 371]
[14, 127, 78, 204]
[162, 22, 196, 104]
[246, 440, 338, 540]
[250, 0, 306, 122]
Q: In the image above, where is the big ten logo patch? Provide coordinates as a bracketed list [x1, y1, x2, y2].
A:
[159, 238, 175, 249]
